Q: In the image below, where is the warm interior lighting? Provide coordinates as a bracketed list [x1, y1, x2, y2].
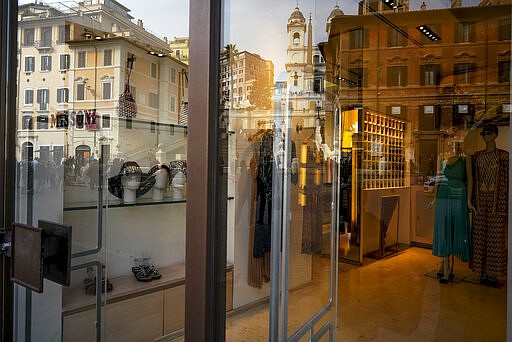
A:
[416, 25, 441, 41]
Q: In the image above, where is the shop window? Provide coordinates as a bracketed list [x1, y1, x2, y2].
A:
[40, 27, 52, 47]
[59, 54, 70, 70]
[77, 51, 87, 68]
[22, 113, 33, 130]
[37, 115, 49, 129]
[25, 56, 35, 73]
[454, 63, 475, 84]
[41, 55, 52, 71]
[104, 49, 113, 66]
[149, 93, 159, 109]
[455, 22, 475, 43]
[76, 83, 86, 101]
[102, 82, 112, 100]
[36, 88, 49, 111]
[24, 89, 34, 105]
[387, 66, 408, 86]
[102, 114, 111, 129]
[498, 61, 510, 83]
[57, 88, 69, 103]
[23, 28, 34, 46]
[349, 27, 368, 49]
[388, 26, 407, 47]
[498, 18, 511, 41]
[420, 64, 440, 85]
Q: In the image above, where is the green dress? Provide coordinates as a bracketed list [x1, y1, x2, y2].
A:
[432, 158, 470, 261]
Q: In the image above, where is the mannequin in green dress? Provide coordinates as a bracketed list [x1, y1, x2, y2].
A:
[428, 141, 472, 283]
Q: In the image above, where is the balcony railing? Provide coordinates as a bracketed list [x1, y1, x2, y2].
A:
[34, 40, 53, 51]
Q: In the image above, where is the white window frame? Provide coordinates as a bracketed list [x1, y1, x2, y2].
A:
[57, 87, 69, 104]
[102, 81, 112, 100]
[24, 88, 34, 106]
[25, 56, 35, 73]
[36, 88, 49, 111]
[59, 54, 70, 71]
[170, 95, 176, 112]
[101, 113, 111, 129]
[40, 55, 52, 72]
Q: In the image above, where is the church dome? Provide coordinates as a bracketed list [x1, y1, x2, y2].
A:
[288, 6, 306, 23]
[327, 4, 344, 22]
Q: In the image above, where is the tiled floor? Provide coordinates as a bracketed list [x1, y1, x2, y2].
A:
[223, 247, 507, 341]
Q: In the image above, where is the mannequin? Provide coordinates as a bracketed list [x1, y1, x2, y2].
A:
[428, 133, 470, 283]
[171, 171, 186, 200]
[468, 124, 509, 286]
[121, 171, 140, 204]
[148, 164, 170, 201]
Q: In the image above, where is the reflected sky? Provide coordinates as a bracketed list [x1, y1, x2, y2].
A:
[20, 0, 482, 77]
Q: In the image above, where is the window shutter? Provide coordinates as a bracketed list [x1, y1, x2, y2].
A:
[420, 65, 426, 85]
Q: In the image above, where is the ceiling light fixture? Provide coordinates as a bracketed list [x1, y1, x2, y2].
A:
[416, 25, 441, 41]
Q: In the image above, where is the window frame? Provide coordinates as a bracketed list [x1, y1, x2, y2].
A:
[56, 87, 69, 104]
[59, 54, 70, 71]
[77, 51, 87, 68]
[102, 113, 111, 129]
[24, 89, 34, 106]
[104, 49, 113, 66]
[40, 55, 52, 72]
[36, 88, 49, 111]
[102, 81, 112, 100]
[76, 83, 86, 101]
[24, 56, 35, 73]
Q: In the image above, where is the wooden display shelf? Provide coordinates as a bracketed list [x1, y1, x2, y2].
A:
[62, 263, 233, 316]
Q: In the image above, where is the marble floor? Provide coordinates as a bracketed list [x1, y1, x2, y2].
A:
[223, 247, 507, 341]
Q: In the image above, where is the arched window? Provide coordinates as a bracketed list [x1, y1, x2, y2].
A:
[293, 32, 300, 45]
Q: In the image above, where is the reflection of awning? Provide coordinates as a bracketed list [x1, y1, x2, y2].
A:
[179, 101, 188, 126]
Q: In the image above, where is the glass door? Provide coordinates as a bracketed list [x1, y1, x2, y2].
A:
[13, 1, 190, 341]
[222, 2, 340, 340]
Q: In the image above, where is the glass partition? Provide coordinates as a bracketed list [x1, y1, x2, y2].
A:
[14, 1, 190, 340]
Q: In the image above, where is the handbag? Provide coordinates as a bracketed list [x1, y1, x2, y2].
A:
[118, 85, 137, 118]
[118, 56, 137, 118]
